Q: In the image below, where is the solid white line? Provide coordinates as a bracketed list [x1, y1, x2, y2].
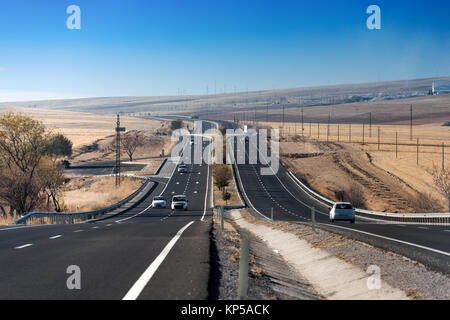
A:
[15, 244, 33, 249]
[0, 225, 50, 232]
[122, 221, 195, 300]
[201, 157, 210, 222]
[74, 230, 84, 233]
[49, 235, 62, 240]
[320, 223, 450, 257]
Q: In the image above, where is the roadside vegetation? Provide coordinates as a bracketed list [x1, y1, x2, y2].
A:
[212, 164, 242, 207]
[61, 176, 143, 212]
[0, 113, 72, 218]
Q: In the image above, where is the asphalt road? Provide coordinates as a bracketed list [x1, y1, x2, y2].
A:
[0, 121, 213, 300]
[215, 119, 450, 274]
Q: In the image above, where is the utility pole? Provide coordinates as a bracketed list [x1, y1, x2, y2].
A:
[369, 112, 372, 138]
[115, 115, 126, 187]
[327, 113, 330, 142]
[301, 108, 304, 136]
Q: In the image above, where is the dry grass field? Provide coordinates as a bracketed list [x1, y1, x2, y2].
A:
[251, 99, 449, 213]
[0, 107, 168, 148]
[0, 215, 14, 226]
[61, 176, 143, 212]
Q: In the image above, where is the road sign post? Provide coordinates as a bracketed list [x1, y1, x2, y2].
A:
[115, 115, 126, 187]
[238, 238, 249, 300]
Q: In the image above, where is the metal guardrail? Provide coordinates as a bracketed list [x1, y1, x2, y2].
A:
[15, 158, 168, 225]
[15, 178, 154, 225]
[287, 171, 450, 225]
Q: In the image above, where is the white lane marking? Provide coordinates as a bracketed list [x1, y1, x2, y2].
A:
[92, 226, 99, 229]
[116, 156, 180, 223]
[15, 244, 33, 249]
[201, 152, 211, 222]
[106, 224, 112, 227]
[74, 230, 84, 233]
[49, 235, 62, 240]
[418, 227, 429, 230]
[0, 225, 51, 232]
[123, 221, 195, 300]
[320, 223, 450, 257]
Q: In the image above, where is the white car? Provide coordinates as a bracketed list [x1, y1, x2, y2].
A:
[152, 196, 167, 208]
[330, 202, 355, 223]
[171, 195, 188, 211]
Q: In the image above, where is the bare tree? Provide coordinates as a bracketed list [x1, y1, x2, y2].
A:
[213, 165, 232, 191]
[432, 166, 450, 212]
[170, 120, 183, 131]
[121, 132, 145, 162]
[0, 113, 68, 215]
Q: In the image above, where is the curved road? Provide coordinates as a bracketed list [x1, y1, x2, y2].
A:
[0, 121, 213, 300]
[215, 119, 450, 274]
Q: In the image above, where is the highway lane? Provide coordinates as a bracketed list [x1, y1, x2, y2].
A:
[216, 119, 450, 273]
[0, 121, 213, 299]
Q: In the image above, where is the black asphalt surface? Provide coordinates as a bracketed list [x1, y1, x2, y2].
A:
[0, 121, 213, 300]
[65, 156, 167, 176]
[215, 119, 450, 274]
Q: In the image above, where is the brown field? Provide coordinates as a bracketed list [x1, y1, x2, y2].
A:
[61, 176, 143, 212]
[0, 107, 169, 148]
[0, 215, 14, 226]
[253, 105, 449, 213]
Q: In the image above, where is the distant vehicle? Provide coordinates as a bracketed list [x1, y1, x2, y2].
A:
[171, 195, 188, 211]
[152, 196, 167, 208]
[330, 202, 355, 223]
[178, 164, 188, 173]
[190, 136, 195, 145]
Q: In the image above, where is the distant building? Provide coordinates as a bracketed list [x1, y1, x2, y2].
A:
[432, 80, 450, 95]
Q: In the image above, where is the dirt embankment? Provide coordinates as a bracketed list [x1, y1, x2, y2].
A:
[281, 138, 446, 213]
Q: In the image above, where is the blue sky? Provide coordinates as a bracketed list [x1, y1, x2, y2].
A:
[0, 0, 449, 101]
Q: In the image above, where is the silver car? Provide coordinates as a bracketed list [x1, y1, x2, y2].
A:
[178, 164, 188, 173]
[152, 196, 167, 208]
[330, 202, 355, 223]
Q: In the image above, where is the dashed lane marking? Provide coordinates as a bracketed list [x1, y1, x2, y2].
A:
[15, 244, 33, 249]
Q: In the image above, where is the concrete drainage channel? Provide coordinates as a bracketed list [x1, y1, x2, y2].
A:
[209, 207, 322, 300]
[220, 208, 450, 300]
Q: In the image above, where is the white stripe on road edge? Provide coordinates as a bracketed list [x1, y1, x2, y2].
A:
[49, 235, 62, 240]
[15, 244, 33, 249]
[320, 223, 450, 257]
[0, 225, 51, 232]
[201, 158, 210, 222]
[74, 230, 83, 233]
[122, 221, 195, 300]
